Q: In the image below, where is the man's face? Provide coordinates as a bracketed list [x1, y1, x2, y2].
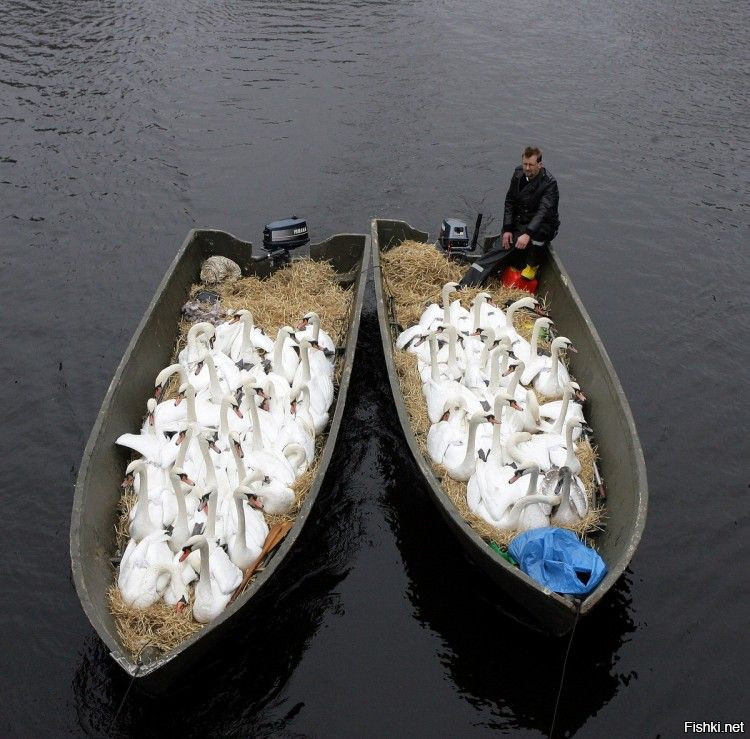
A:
[522, 155, 542, 179]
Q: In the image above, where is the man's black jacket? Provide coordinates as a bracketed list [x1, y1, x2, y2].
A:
[502, 165, 560, 242]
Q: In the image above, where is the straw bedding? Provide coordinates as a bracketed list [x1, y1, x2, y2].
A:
[383, 240, 605, 550]
[111, 257, 353, 658]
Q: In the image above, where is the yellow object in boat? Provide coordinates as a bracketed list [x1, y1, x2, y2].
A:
[521, 264, 538, 280]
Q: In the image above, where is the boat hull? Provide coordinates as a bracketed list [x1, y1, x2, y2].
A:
[371, 218, 647, 636]
[70, 228, 370, 689]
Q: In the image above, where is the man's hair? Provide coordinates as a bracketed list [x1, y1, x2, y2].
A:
[522, 146, 542, 162]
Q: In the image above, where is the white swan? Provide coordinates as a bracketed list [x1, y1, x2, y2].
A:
[116, 400, 181, 468]
[271, 326, 300, 385]
[457, 291, 506, 334]
[166, 468, 193, 553]
[422, 332, 481, 423]
[539, 381, 586, 427]
[533, 336, 575, 399]
[292, 340, 334, 415]
[179, 535, 238, 623]
[426, 396, 469, 465]
[240, 396, 297, 485]
[227, 483, 267, 570]
[466, 418, 522, 525]
[503, 297, 542, 345]
[296, 311, 336, 356]
[117, 529, 173, 607]
[153, 363, 189, 402]
[126, 460, 163, 542]
[442, 411, 488, 482]
[178, 322, 215, 370]
[229, 310, 275, 363]
[418, 281, 464, 331]
[547, 417, 585, 475]
[518, 316, 554, 384]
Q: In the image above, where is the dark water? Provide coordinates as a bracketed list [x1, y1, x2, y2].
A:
[1, 0, 748, 735]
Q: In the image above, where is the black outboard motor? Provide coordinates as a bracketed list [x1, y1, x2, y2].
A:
[439, 218, 470, 253]
[253, 216, 310, 263]
[438, 214, 483, 259]
[263, 216, 309, 251]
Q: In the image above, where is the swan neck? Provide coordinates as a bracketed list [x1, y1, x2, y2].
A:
[205, 489, 217, 540]
[234, 494, 247, 540]
[488, 349, 500, 390]
[472, 300, 482, 332]
[463, 417, 481, 464]
[508, 365, 522, 395]
[241, 316, 253, 353]
[525, 468, 540, 495]
[447, 329, 458, 367]
[248, 396, 263, 451]
[219, 397, 230, 437]
[185, 386, 197, 424]
[204, 354, 223, 400]
[300, 344, 311, 380]
[564, 424, 577, 467]
[429, 335, 440, 382]
[198, 436, 218, 490]
[310, 314, 320, 342]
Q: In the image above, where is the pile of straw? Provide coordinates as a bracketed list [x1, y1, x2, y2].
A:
[110, 257, 353, 659]
[108, 586, 203, 657]
[384, 240, 605, 550]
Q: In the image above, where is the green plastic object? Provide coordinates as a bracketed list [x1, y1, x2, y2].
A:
[489, 540, 518, 566]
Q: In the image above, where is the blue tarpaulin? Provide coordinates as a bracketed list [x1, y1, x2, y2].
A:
[508, 527, 607, 595]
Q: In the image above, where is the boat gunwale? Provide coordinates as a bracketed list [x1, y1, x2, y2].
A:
[371, 218, 647, 631]
[70, 228, 371, 678]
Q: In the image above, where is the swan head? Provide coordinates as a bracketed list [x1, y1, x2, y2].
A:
[551, 336, 576, 354]
[297, 311, 320, 331]
[495, 390, 522, 412]
[508, 459, 540, 483]
[567, 381, 586, 402]
[179, 534, 207, 562]
[277, 325, 299, 342]
[221, 393, 241, 414]
[125, 459, 146, 475]
[468, 411, 489, 428]
[439, 395, 466, 421]
[472, 291, 492, 306]
[534, 316, 553, 329]
[479, 326, 497, 344]
[440, 282, 460, 303]
[171, 466, 195, 487]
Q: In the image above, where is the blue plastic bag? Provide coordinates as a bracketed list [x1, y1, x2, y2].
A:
[508, 527, 607, 595]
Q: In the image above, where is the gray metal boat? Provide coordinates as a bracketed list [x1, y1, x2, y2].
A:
[371, 218, 647, 636]
[70, 228, 370, 688]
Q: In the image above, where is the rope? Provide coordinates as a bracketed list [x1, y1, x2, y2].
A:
[108, 640, 153, 734]
[549, 600, 581, 738]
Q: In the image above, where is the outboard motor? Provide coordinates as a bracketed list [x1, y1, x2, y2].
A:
[263, 216, 309, 251]
[439, 218, 470, 253]
[253, 216, 310, 264]
[438, 214, 483, 258]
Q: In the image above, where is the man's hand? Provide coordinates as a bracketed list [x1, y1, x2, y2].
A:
[515, 233, 531, 249]
[502, 232, 513, 249]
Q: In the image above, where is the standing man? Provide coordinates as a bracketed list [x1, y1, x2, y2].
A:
[460, 146, 560, 287]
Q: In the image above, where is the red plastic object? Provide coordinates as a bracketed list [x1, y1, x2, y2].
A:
[501, 266, 538, 294]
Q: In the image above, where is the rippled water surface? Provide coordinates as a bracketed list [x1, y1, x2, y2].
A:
[1, 0, 747, 736]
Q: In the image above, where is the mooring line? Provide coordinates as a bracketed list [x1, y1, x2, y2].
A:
[108, 640, 152, 734]
[549, 600, 581, 738]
